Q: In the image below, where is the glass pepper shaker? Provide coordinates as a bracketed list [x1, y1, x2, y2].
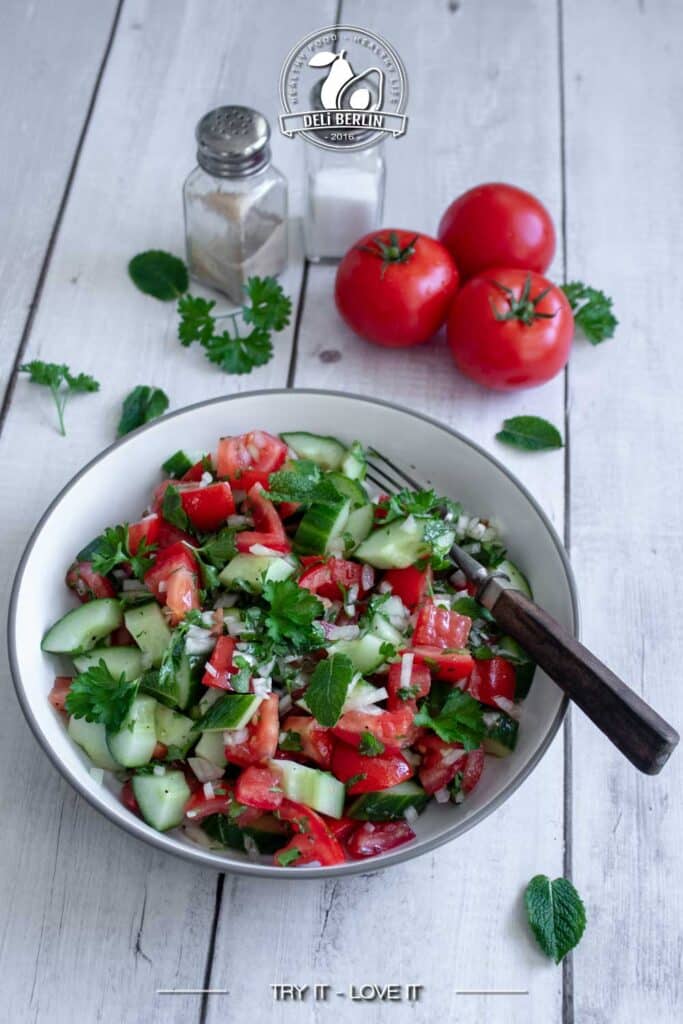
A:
[303, 142, 385, 261]
[183, 105, 288, 303]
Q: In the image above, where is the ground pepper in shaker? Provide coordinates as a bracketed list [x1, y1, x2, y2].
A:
[183, 105, 288, 303]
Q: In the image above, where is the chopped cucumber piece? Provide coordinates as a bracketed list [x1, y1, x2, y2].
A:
[68, 716, 122, 771]
[343, 678, 388, 712]
[76, 534, 110, 562]
[340, 442, 366, 481]
[281, 431, 347, 471]
[218, 553, 294, 592]
[73, 646, 143, 681]
[355, 517, 428, 569]
[347, 781, 429, 821]
[124, 602, 172, 667]
[482, 708, 519, 756]
[42, 599, 123, 655]
[132, 770, 191, 831]
[270, 759, 345, 819]
[370, 613, 404, 646]
[162, 449, 201, 478]
[344, 503, 374, 550]
[195, 730, 228, 767]
[496, 559, 532, 599]
[154, 706, 198, 758]
[329, 633, 389, 673]
[202, 812, 289, 854]
[197, 693, 263, 733]
[326, 472, 368, 508]
[106, 695, 158, 767]
[295, 496, 351, 555]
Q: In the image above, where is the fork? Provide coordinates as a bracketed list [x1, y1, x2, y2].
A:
[365, 450, 679, 775]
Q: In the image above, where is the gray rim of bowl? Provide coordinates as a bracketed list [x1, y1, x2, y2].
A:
[8, 388, 578, 879]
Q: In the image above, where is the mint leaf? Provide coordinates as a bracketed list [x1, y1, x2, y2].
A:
[562, 281, 617, 345]
[262, 578, 325, 652]
[161, 484, 190, 531]
[118, 385, 169, 436]
[525, 875, 586, 963]
[267, 461, 345, 508]
[413, 689, 484, 749]
[279, 729, 304, 752]
[496, 416, 563, 452]
[358, 731, 385, 757]
[128, 250, 188, 300]
[65, 660, 138, 732]
[304, 653, 355, 727]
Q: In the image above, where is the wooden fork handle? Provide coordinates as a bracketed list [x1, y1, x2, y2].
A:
[486, 585, 679, 774]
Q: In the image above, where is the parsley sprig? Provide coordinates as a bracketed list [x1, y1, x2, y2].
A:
[65, 660, 138, 732]
[561, 281, 617, 345]
[19, 360, 100, 436]
[413, 689, 485, 749]
[262, 578, 325, 652]
[90, 524, 157, 580]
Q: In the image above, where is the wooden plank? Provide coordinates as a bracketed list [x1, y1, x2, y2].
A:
[206, 3, 567, 1022]
[0, 1, 322, 1021]
[563, 2, 683, 1020]
[0, 0, 119, 397]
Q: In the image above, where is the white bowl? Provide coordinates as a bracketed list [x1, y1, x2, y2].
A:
[8, 389, 576, 877]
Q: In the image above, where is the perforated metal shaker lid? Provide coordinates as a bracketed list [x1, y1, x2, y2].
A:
[196, 106, 271, 177]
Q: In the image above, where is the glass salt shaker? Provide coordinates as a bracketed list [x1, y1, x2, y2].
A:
[183, 105, 288, 303]
[304, 142, 385, 261]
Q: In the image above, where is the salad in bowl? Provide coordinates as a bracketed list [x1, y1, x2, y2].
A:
[40, 427, 535, 868]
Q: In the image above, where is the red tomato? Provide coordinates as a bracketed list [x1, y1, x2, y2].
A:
[332, 706, 416, 751]
[382, 565, 432, 610]
[438, 183, 556, 280]
[387, 659, 431, 709]
[335, 229, 459, 347]
[184, 786, 233, 822]
[128, 514, 160, 556]
[280, 715, 333, 769]
[274, 799, 346, 866]
[180, 482, 235, 532]
[235, 483, 290, 554]
[331, 742, 414, 794]
[110, 625, 136, 646]
[224, 693, 279, 767]
[412, 602, 472, 649]
[298, 558, 371, 601]
[322, 816, 357, 842]
[215, 431, 287, 490]
[166, 569, 200, 623]
[346, 821, 415, 859]
[447, 269, 573, 390]
[235, 766, 283, 811]
[467, 657, 516, 707]
[415, 734, 484, 795]
[156, 519, 196, 550]
[65, 561, 116, 602]
[202, 636, 237, 690]
[144, 542, 199, 600]
[410, 645, 474, 684]
[181, 458, 211, 482]
[48, 676, 72, 714]
[120, 780, 140, 815]
[152, 741, 169, 760]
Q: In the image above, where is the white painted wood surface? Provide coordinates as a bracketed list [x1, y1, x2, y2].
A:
[0, 1, 680, 1022]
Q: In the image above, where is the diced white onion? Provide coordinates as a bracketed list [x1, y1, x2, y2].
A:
[347, 584, 359, 605]
[453, 791, 465, 804]
[199, 471, 213, 488]
[278, 694, 293, 715]
[243, 834, 260, 858]
[401, 514, 417, 533]
[442, 748, 467, 767]
[225, 616, 244, 637]
[249, 544, 283, 557]
[252, 677, 272, 697]
[188, 756, 224, 782]
[378, 581, 393, 594]
[153, 764, 166, 777]
[158, 580, 167, 594]
[306, 860, 322, 868]
[434, 787, 450, 803]
[122, 578, 149, 592]
[204, 661, 218, 678]
[89, 767, 104, 785]
[327, 539, 345, 558]
[247, 443, 260, 461]
[322, 623, 360, 641]
[185, 625, 216, 656]
[400, 652, 414, 690]
[214, 592, 238, 609]
[343, 604, 356, 618]
[403, 805, 419, 824]
[203, 781, 215, 800]
[482, 711, 499, 728]
[361, 564, 375, 591]
[224, 727, 249, 746]
[362, 822, 376, 834]
[432, 594, 452, 609]
[493, 695, 521, 720]
[227, 514, 251, 527]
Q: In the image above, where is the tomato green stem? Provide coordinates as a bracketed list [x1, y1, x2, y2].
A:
[489, 273, 556, 326]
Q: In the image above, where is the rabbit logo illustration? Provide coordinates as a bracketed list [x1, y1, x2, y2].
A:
[279, 25, 408, 152]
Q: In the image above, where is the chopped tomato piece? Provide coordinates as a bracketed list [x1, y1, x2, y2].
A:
[224, 693, 279, 767]
[415, 734, 484, 795]
[235, 483, 290, 554]
[184, 785, 234, 822]
[166, 568, 200, 623]
[235, 766, 283, 810]
[387, 658, 431, 709]
[280, 715, 333, 769]
[466, 657, 516, 707]
[180, 482, 235, 532]
[128, 514, 160, 556]
[382, 565, 432, 610]
[274, 799, 346, 866]
[120, 780, 140, 815]
[65, 561, 116, 602]
[110, 625, 136, 646]
[152, 742, 168, 760]
[346, 820, 416, 859]
[412, 602, 472, 648]
[331, 741, 414, 794]
[156, 520, 196, 550]
[322, 815, 356, 842]
[144, 542, 199, 600]
[410, 645, 474, 684]
[181, 458, 211, 482]
[332, 706, 417, 751]
[202, 636, 237, 690]
[298, 558, 370, 601]
[48, 676, 72, 714]
[216, 431, 287, 490]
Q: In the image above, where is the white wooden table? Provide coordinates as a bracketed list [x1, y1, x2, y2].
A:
[1, 2, 680, 1021]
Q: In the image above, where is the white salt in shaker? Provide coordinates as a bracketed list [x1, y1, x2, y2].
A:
[304, 144, 385, 261]
[183, 106, 288, 303]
